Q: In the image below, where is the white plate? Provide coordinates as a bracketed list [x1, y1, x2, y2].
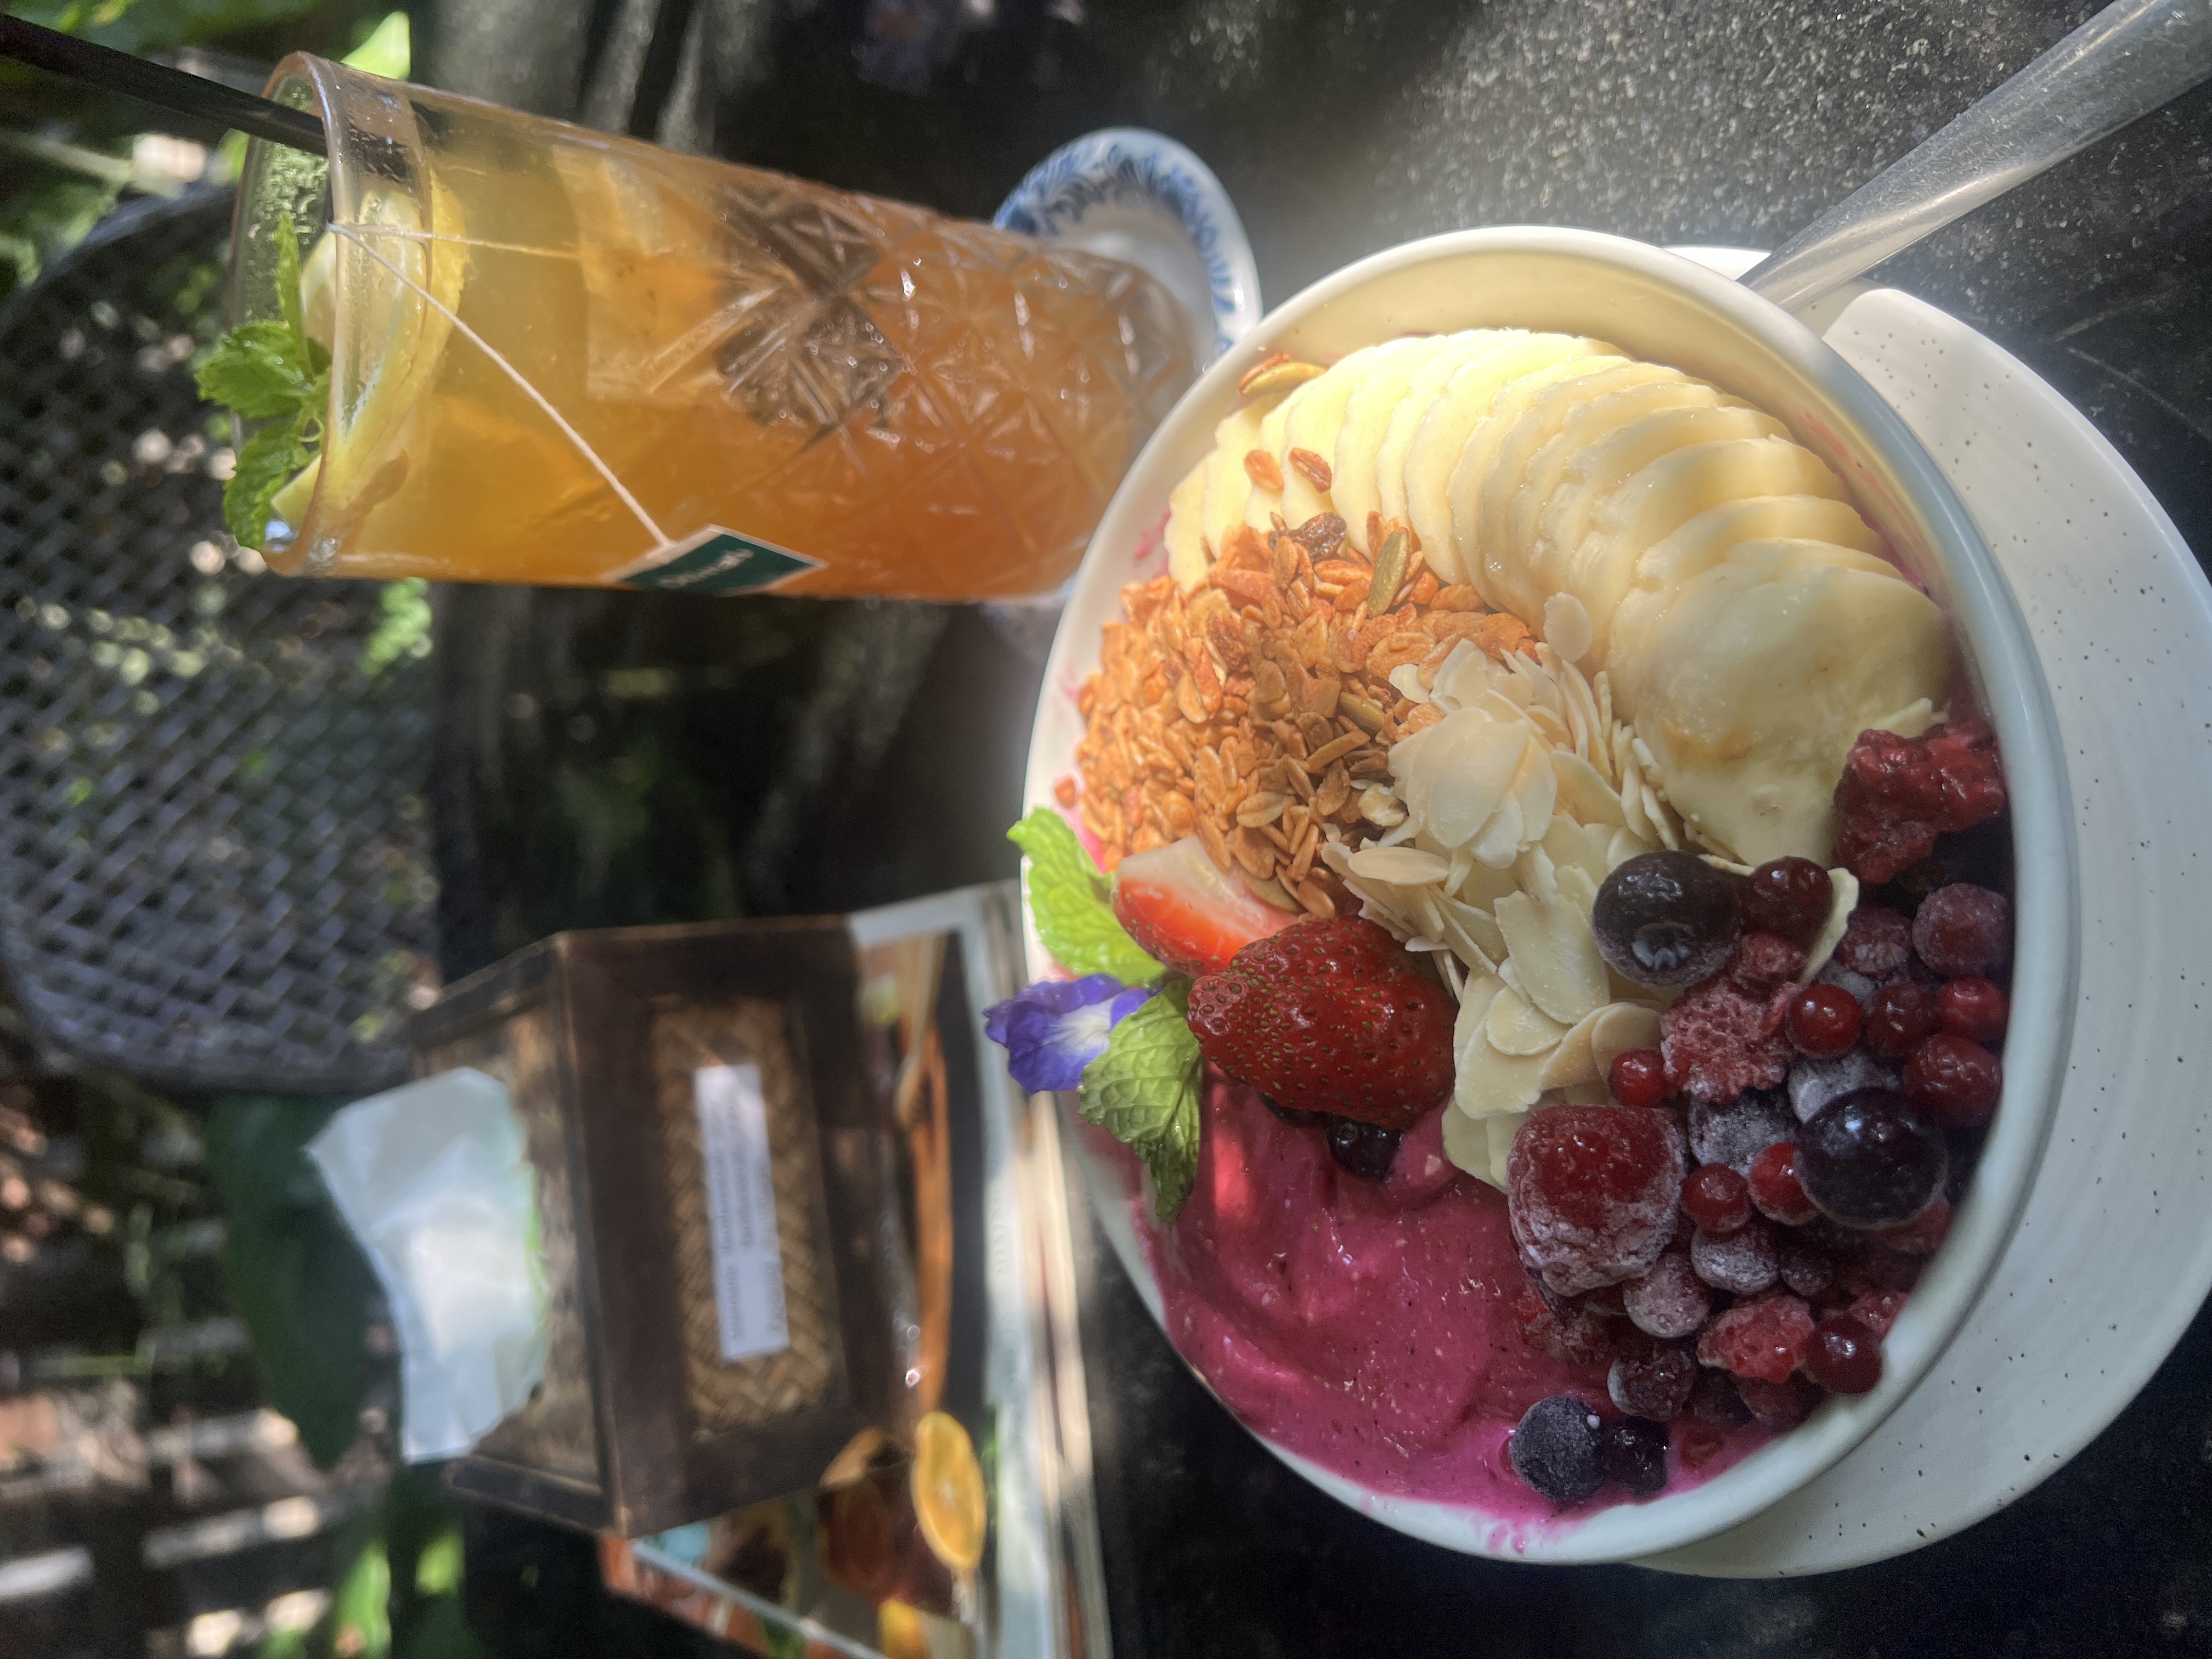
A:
[1022, 227, 2081, 1563]
[1642, 250, 2212, 1575]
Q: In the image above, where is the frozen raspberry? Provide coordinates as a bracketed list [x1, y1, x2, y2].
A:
[1804, 1316, 1884, 1394]
[1938, 977, 2010, 1042]
[1834, 905, 1913, 979]
[1904, 1034, 2003, 1126]
[1731, 932, 1809, 995]
[1508, 1106, 1686, 1297]
[1622, 1252, 1712, 1340]
[1609, 1343, 1696, 1421]
[1775, 1230, 1837, 1300]
[1743, 857, 1833, 939]
[1692, 1218, 1780, 1295]
[1787, 1049, 1900, 1124]
[1514, 1287, 1619, 1367]
[1864, 981, 1942, 1059]
[1747, 1141, 1820, 1224]
[1847, 1289, 1908, 1339]
[1871, 1194, 1953, 1256]
[1602, 1417, 1671, 1496]
[1580, 1282, 1627, 1318]
[1736, 1373, 1824, 1427]
[1696, 1295, 1815, 1383]
[1681, 1165, 1752, 1235]
[1688, 1091, 1796, 1173]
[1912, 884, 2012, 978]
[1832, 718, 2008, 885]
[1689, 1368, 1752, 1427]
[1510, 1396, 1606, 1504]
[1609, 1047, 1670, 1109]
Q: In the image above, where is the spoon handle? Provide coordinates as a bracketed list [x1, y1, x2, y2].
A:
[1741, 0, 2212, 311]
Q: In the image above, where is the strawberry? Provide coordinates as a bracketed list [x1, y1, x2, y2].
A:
[1184, 916, 1455, 1127]
[1110, 836, 1298, 977]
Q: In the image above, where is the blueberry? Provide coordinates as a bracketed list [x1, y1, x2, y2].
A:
[1324, 1115, 1402, 1182]
[1592, 851, 1743, 988]
[1601, 1417, 1671, 1496]
[1263, 1094, 1322, 1127]
[1510, 1395, 1606, 1504]
[1795, 1088, 1948, 1229]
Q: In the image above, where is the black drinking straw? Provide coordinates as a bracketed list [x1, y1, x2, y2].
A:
[0, 16, 325, 154]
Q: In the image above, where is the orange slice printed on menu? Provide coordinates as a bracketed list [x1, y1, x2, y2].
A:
[910, 1411, 988, 1573]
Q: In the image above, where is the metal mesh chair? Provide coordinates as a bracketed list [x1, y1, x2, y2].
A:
[0, 186, 437, 1096]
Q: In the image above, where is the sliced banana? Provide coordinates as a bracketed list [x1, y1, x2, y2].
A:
[1200, 399, 1273, 556]
[1164, 457, 1213, 590]
[1272, 340, 1409, 524]
[1333, 333, 1483, 549]
[1373, 332, 1503, 527]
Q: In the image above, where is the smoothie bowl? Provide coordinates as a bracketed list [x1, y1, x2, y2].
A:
[1005, 228, 2075, 1562]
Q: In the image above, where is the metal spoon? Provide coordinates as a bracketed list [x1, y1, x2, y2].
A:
[1742, 0, 2212, 311]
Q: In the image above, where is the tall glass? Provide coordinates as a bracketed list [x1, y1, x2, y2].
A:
[230, 58, 1197, 600]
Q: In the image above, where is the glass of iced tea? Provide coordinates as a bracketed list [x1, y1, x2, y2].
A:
[227, 57, 1197, 599]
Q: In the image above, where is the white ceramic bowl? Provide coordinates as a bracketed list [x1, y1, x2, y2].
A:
[1020, 227, 2078, 1562]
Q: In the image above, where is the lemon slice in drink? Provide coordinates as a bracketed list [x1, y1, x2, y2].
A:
[910, 1410, 986, 1573]
[285, 171, 469, 552]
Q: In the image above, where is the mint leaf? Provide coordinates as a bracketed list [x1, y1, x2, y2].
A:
[1079, 980, 1201, 1220]
[195, 320, 318, 419]
[1009, 808, 1159, 982]
[225, 405, 313, 550]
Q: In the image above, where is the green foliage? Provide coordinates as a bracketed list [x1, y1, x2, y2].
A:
[8, 0, 325, 58]
[359, 578, 432, 677]
[1077, 980, 1201, 1219]
[201, 1095, 376, 1467]
[1007, 808, 1159, 981]
[194, 216, 329, 548]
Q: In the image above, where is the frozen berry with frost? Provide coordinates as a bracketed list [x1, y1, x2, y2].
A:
[1737, 1373, 1824, 1428]
[1696, 1295, 1815, 1383]
[1796, 1089, 1948, 1228]
[1775, 1231, 1837, 1300]
[1835, 905, 1912, 980]
[1937, 977, 2009, 1042]
[1787, 1048, 1899, 1124]
[1661, 936, 1807, 1104]
[1787, 985, 1863, 1058]
[1681, 1165, 1752, 1236]
[1743, 857, 1833, 939]
[1871, 1194, 1952, 1256]
[1864, 981, 1941, 1059]
[1847, 1289, 1908, 1339]
[1688, 1091, 1796, 1173]
[1601, 1417, 1671, 1496]
[1622, 1252, 1712, 1341]
[1832, 718, 2008, 885]
[1903, 1033, 2002, 1126]
[1508, 1105, 1687, 1297]
[1747, 1141, 1819, 1224]
[1514, 1288, 1618, 1367]
[1609, 1343, 1696, 1421]
[1804, 1316, 1883, 1394]
[1593, 851, 1745, 988]
[1510, 1396, 1606, 1504]
[1911, 884, 2012, 978]
[1692, 1218, 1780, 1296]
[1689, 1368, 1752, 1427]
[1609, 1048, 1669, 1110]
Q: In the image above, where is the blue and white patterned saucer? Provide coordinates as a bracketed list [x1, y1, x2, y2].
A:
[996, 127, 1260, 367]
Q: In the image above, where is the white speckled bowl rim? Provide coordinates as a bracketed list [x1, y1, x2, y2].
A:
[1020, 226, 2078, 1564]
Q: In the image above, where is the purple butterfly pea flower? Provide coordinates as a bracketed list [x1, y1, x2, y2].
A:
[984, 974, 1155, 1093]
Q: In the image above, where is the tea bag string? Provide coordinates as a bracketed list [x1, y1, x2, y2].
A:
[328, 219, 669, 549]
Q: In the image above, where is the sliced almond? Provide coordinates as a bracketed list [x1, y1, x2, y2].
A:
[1508, 733, 1558, 844]
[1468, 792, 1525, 868]
[1798, 867, 1860, 983]
[1537, 1003, 1609, 1089]
[1495, 884, 1608, 1026]
[1447, 898, 1510, 964]
[1541, 816, 1611, 889]
[1456, 1035, 1550, 1120]
[1606, 825, 1652, 869]
[1486, 985, 1570, 1057]
[1552, 749, 1626, 828]
[1589, 1002, 1664, 1076]
[1440, 1099, 1497, 1184]
[1347, 845, 1451, 885]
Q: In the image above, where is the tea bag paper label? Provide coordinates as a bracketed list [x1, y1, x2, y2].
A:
[614, 527, 822, 595]
[693, 1063, 791, 1362]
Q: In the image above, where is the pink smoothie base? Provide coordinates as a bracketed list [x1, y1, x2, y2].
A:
[1082, 1077, 1769, 1530]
